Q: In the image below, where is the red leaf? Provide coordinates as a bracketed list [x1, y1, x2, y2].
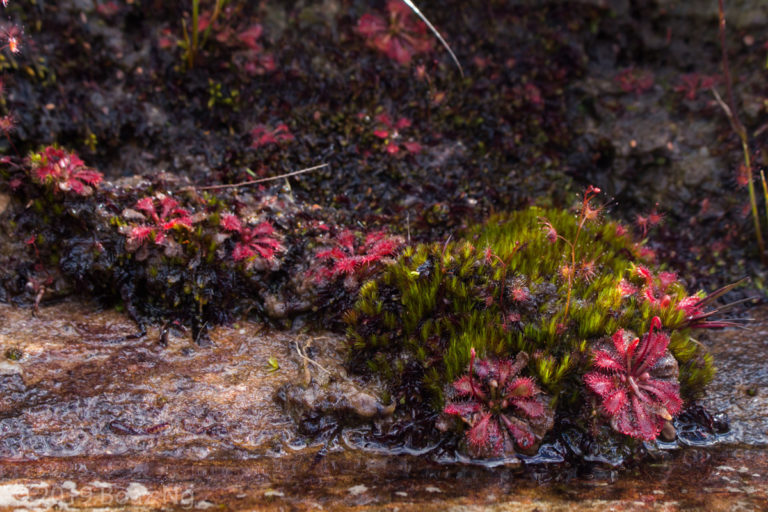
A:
[452, 375, 475, 396]
[466, 412, 492, 449]
[443, 400, 481, 418]
[505, 376, 536, 398]
[356, 13, 387, 38]
[135, 197, 156, 216]
[375, 113, 392, 128]
[402, 141, 423, 154]
[232, 243, 254, 261]
[602, 388, 628, 416]
[500, 414, 535, 450]
[631, 394, 660, 440]
[592, 349, 624, 373]
[316, 247, 346, 260]
[128, 226, 152, 244]
[159, 197, 181, 220]
[333, 256, 361, 275]
[510, 397, 544, 419]
[632, 319, 669, 375]
[251, 221, 275, 237]
[220, 214, 242, 233]
[72, 168, 103, 186]
[238, 24, 263, 49]
[584, 372, 615, 398]
[395, 117, 411, 130]
[639, 380, 682, 416]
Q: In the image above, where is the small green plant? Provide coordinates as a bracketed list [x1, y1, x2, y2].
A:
[4, 347, 22, 361]
[267, 356, 279, 373]
[207, 79, 240, 110]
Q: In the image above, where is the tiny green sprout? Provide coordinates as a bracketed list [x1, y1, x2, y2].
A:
[4, 347, 22, 361]
[267, 356, 279, 373]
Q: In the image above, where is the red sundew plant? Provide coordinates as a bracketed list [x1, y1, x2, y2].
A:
[0, 22, 21, 54]
[220, 213, 281, 261]
[630, 264, 686, 314]
[250, 123, 294, 149]
[233, 24, 275, 75]
[370, 112, 422, 155]
[443, 349, 552, 457]
[626, 265, 746, 331]
[675, 73, 719, 101]
[614, 67, 655, 95]
[356, 0, 434, 66]
[123, 195, 195, 252]
[584, 317, 682, 441]
[635, 206, 664, 238]
[311, 229, 403, 283]
[670, 279, 749, 330]
[28, 146, 103, 196]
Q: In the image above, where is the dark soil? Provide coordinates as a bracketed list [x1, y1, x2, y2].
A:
[2, 0, 765, 278]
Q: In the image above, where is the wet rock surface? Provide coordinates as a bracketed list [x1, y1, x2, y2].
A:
[0, 301, 298, 460]
[0, 448, 766, 510]
[0, 301, 766, 510]
[702, 304, 768, 446]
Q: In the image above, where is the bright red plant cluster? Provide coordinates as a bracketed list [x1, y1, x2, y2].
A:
[125, 195, 195, 250]
[443, 349, 550, 457]
[630, 265, 743, 330]
[28, 146, 103, 196]
[122, 198, 281, 264]
[356, 0, 434, 66]
[220, 213, 281, 261]
[312, 229, 403, 282]
[584, 317, 682, 441]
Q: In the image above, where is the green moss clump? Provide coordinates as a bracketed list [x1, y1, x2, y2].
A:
[345, 206, 714, 412]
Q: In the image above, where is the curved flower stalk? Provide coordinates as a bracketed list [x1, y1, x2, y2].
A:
[584, 317, 682, 441]
[443, 349, 554, 458]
